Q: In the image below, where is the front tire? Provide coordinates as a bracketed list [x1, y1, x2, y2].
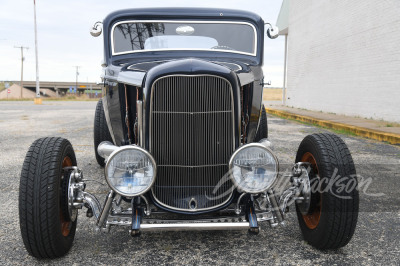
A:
[94, 99, 113, 167]
[19, 137, 77, 259]
[254, 104, 268, 141]
[295, 133, 359, 250]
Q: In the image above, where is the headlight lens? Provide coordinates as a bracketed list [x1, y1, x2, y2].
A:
[105, 146, 156, 197]
[229, 144, 278, 193]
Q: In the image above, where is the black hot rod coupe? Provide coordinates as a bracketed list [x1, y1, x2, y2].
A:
[19, 8, 358, 258]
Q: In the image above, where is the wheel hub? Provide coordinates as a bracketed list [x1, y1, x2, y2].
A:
[300, 152, 322, 229]
[295, 164, 312, 215]
[67, 171, 79, 222]
[61, 169, 78, 223]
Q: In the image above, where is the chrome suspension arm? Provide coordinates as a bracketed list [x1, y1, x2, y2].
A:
[278, 162, 312, 216]
[82, 192, 102, 220]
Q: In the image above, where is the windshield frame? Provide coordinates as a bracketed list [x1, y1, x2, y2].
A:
[111, 20, 258, 57]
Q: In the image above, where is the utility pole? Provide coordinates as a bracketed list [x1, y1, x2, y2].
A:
[33, 0, 41, 104]
[74, 66, 80, 95]
[89, 77, 93, 96]
[87, 76, 92, 97]
[14, 46, 29, 99]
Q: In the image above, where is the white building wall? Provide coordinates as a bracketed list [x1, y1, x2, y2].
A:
[285, 0, 400, 122]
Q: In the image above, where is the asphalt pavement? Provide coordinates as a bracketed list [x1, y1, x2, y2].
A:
[0, 101, 399, 265]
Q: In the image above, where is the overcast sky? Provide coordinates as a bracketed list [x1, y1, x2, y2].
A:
[0, 0, 284, 86]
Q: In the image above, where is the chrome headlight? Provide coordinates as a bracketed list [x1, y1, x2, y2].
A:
[229, 143, 278, 193]
[105, 146, 156, 197]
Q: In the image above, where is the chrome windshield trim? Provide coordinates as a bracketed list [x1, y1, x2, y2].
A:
[111, 20, 258, 57]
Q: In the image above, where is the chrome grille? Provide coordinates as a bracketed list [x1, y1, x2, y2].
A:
[150, 75, 235, 211]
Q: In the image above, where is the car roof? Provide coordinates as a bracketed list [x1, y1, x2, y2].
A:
[103, 8, 263, 25]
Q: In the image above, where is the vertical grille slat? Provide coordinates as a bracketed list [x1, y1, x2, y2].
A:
[150, 75, 234, 211]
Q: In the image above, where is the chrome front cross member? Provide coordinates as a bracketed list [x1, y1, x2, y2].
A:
[63, 162, 313, 235]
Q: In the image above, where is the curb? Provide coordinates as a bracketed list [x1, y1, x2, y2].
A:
[265, 108, 400, 145]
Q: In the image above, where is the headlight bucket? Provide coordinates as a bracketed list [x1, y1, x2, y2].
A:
[105, 145, 157, 197]
[229, 143, 279, 194]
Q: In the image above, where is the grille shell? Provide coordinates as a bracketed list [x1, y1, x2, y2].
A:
[149, 75, 235, 212]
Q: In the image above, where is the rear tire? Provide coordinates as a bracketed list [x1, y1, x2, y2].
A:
[94, 99, 113, 167]
[295, 133, 359, 250]
[19, 137, 77, 259]
[254, 104, 268, 141]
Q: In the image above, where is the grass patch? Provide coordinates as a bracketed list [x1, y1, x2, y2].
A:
[329, 128, 358, 137]
[0, 96, 99, 102]
[45, 96, 99, 101]
[383, 122, 400, 127]
[0, 98, 32, 101]
[262, 88, 282, 101]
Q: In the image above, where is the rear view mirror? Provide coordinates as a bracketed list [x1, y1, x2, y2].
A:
[90, 21, 103, 37]
[266, 24, 279, 39]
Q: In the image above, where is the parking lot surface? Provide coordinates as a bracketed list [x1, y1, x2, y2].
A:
[0, 101, 399, 265]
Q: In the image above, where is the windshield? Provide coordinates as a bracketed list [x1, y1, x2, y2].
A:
[112, 21, 257, 56]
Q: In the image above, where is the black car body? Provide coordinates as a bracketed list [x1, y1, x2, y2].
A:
[101, 8, 266, 214]
[19, 8, 359, 259]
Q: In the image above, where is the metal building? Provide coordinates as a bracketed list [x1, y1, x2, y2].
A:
[277, 0, 400, 122]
